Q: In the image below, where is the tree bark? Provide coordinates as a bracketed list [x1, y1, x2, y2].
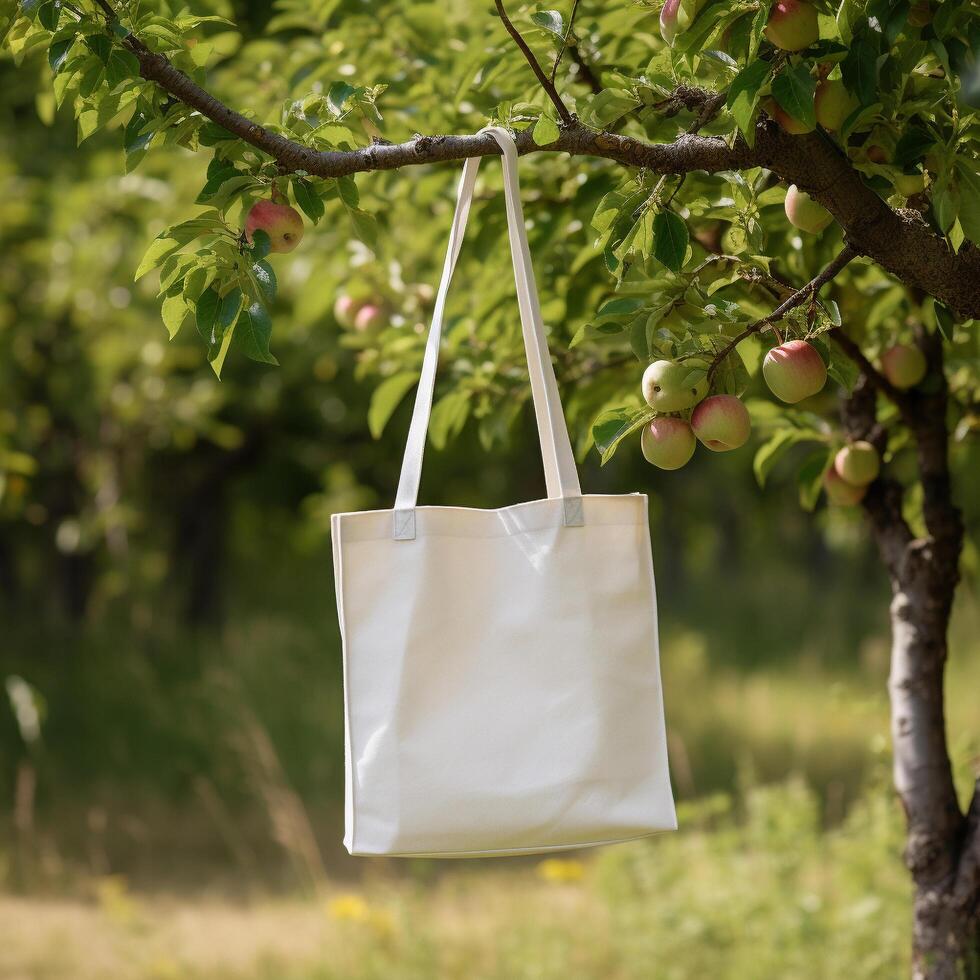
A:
[842, 342, 980, 978]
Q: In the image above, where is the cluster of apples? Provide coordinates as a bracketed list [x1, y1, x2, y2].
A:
[639, 360, 750, 469]
[640, 337, 829, 470]
[244, 193, 305, 253]
[661, 0, 818, 50]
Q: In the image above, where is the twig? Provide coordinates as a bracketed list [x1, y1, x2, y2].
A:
[494, 0, 574, 126]
[687, 90, 726, 134]
[707, 245, 858, 380]
[550, 0, 582, 84]
[568, 43, 602, 94]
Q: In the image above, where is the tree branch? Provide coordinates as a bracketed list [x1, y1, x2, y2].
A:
[549, 0, 581, 84]
[707, 245, 858, 380]
[93, 0, 980, 319]
[494, 0, 573, 126]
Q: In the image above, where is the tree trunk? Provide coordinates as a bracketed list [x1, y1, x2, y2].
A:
[842, 334, 980, 978]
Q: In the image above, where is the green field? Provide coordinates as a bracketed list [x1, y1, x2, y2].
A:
[3, 592, 978, 979]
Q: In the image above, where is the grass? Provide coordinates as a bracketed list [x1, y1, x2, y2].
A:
[2, 583, 978, 978]
[0, 776, 910, 980]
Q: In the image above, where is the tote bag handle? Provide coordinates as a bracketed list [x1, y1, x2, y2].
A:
[392, 127, 583, 539]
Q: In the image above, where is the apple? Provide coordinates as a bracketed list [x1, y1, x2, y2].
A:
[764, 97, 815, 135]
[763, 339, 827, 403]
[354, 303, 386, 332]
[824, 468, 867, 506]
[334, 294, 360, 328]
[865, 143, 889, 164]
[823, 467, 867, 506]
[690, 395, 751, 451]
[641, 360, 708, 413]
[784, 184, 834, 234]
[245, 199, 305, 253]
[814, 79, 859, 131]
[881, 344, 927, 389]
[660, 0, 706, 46]
[834, 441, 880, 486]
[641, 417, 696, 470]
[893, 171, 926, 196]
[765, 0, 819, 51]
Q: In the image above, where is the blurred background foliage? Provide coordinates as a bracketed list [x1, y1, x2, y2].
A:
[1, 0, 979, 977]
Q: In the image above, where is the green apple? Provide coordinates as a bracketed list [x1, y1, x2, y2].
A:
[641, 417, 697, 470]
[823, 467, 867, 506]
[784, 185, 834, 234]
[814, 79, 859, 132]
[893, 171, 926, 196]
[765, 0, 819, 51]
[880, 344, 927, 389]
[763, 340, 827, 403]
[641, 360, 708, 413]
[834, 441, 880, 486]
[690, 395, 751, 451]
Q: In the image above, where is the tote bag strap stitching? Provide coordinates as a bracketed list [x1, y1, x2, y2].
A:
[392, 127, 582, 537]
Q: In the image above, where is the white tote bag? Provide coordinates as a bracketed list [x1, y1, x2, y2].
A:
[331, 127, 676, 857]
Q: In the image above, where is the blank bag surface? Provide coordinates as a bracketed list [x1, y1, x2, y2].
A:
[331, 128, 676, 857]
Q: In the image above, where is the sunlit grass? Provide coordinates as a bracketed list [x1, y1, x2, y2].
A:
[0, 776, 910, 980]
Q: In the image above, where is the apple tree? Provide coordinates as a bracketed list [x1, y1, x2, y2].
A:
[2, 0, 979, 973]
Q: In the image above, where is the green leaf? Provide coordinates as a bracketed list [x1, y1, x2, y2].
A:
[893, 125, 933, 168]
[217, 288, 243, 336]
[105, 47, 139, 87]
[37, 1, 59, 31]
[293, 179, 324, 223]
[47, 35, 72, 70]
[337, 175, 359, 208]
[207, 325, 236, 379]
[195, 287, 220, 343]
[197, 174, 254, 209]
[579, 89, 641, 128]
[772, 63, 816, 129]
[346, 206, 378, 250]
[954, 161, 980, 244]
[161, 288, 188, 339]
[596, 297, 644, 320]
[252, 259, 277, 304]
[429, 389, 471, 450]
[653, 210, 689, 273]
[797, 448, 832, 512]
[726, 59, 770, 140]
[753, 428, 812, 488]
[532, 112, 560, 146]
[368, 371, 419, 438]
[233, 302, 278, 365]
[249, 229, 271, 261]
[327, 81, 356, 115]
[841, 32, 880, 105]
[592, 406, 656, 465]
[135, 237, 182, 280]
[530, 10, 564, 37]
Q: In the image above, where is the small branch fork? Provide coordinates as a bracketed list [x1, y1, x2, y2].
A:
[494, 0, 573, 126]
[706, 245, 859, 380]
